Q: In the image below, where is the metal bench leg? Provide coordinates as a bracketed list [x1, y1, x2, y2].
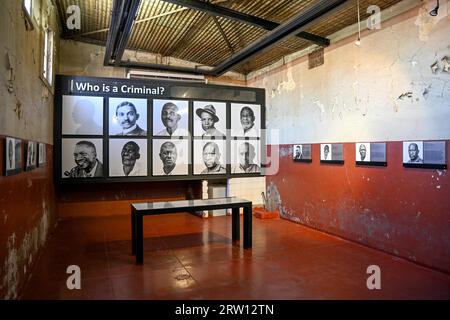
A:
[232, 207, 240, 241]
[136, 213, 144, 264]
[243, 205, 252, 249]
[131, 209, 136, 255]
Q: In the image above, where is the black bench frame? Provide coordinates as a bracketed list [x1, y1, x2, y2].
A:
[131, 197, 252, 264]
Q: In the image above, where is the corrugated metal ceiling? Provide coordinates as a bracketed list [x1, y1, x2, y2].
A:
[57, 0, 403, 75]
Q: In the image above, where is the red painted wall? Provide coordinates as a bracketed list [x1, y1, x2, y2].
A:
[266, 141, 450, 273]
[0, 138, 57, 299]
[57, 180, 202, 219]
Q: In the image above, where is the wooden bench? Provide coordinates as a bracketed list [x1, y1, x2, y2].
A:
[131, 197, 253, 264]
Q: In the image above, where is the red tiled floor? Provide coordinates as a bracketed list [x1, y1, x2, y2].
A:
[21, 213, 450, 300]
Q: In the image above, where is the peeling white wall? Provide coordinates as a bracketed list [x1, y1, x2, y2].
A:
[59, 39, 246, 84]
[0, 0, 60, 144]
[249, 4, 450, 144]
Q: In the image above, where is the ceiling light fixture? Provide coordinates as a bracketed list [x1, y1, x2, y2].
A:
[429, 0, 440, 16]
[355, 0, 361, 46]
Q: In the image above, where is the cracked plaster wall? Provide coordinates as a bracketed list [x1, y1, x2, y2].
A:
[248, 5, 450, 271]
[249, 5, 450, 144]
[0, 0, 59, 299]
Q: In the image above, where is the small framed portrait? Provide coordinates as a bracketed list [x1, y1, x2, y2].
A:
[231, 103, 261, 138]
[193, 139, 226, 175]
[320, 144, 332, 161]
[109, 139, 147, 177]
[4, 137, 22, 176]
[62, 95, 103, 135]
[293, 144, 312, 162]
[109, 98, 148, 136]
[231, 140, 261, 174]
[152, 139, 189, 176]
[153, 99, 189, 137]
[62, 139, 103, 178]
[38, 143, 46, 166]
[193, 101, 226, 138]
[356, 142, 387, 166]
[25, 141, 37, 171]
[321, 143, 344, 163]
[403, 141, 424, 164]
[356, 143, 370, 162]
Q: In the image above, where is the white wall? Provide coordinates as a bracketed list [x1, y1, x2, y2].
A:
[248, 3, 450, 145]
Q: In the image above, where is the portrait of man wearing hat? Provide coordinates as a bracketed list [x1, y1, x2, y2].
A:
[195, 104, 226, 138]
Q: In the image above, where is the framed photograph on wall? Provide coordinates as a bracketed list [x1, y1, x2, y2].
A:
[61, 138, 103, 178]
[403, 141, 447, 169]
[152, 139, 189, 176]
[231, 103, 261, 138]
[62, 95, 103, 135]
[293, 144, 312, 162]
[38, 143, 46, 166]
[356, 142, 387, 166]
[231, 140, 261, 174]
[193, 101, 226, 138]
[153, 99, 189, 137]
[320, 143, 344, 164]
[109, 98, 148, 136]
[4, 137, 22, 176]
[193, 139, 226, 175]
[25, 141, 37, 171]
[109, 139, 147, 177]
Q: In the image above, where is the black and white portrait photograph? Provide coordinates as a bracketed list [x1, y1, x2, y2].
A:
[356, 143, 371, 162]
[25, 141, 37, 171]
[293, 145, 303, 160]
[231, 103, 261, 138]
[193, 139, 226, 175]
[231, 140, 261, 174]
[62, 95, 103, 135]
[109, 139, 147, 177]
[62, 138, 103, 178]
[193, 101, 226, 138]
[403, 141, 424, 164]
[153, 99, 189, 137]
[5, 137, 22, 176]
[321, 144, 332, 161]
[109, 98, 148, 136]
[152, 139, 189, 176]
[38, 143, 46, 166]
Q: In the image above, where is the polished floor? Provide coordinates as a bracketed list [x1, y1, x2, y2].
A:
[22, 213, 450, 300]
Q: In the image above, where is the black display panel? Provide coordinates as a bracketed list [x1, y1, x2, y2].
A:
[54, 75, 266, 184]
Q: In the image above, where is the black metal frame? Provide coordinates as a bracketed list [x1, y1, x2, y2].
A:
[104, 0, 350, 76]
[54, 75, 266, 184]
[131, 197, 252, 264]
[160, 0, 331, 47]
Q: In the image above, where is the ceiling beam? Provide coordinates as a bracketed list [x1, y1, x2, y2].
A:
[161, 0, 330, 47]
[104, 0, 141, 66]
[119, 61, 215, 76]
[210, 0, 349, 76]
[212, 16, 235, 54]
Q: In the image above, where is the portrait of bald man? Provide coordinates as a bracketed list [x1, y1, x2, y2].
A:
[407, 142, 423, 164]
[231, 103, 261, 138]
[232, 141, 261, 174]
[64, 140, 103, 178]
[201, 141, 226, 174]
[109, 139, 147, 177]
[153, 139, 189, 176]
[154, 100, 189, 137]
